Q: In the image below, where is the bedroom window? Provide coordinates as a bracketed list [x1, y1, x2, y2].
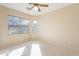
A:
[32, 20, 38, 32]
[8, 16, 20, 35]
[21, 19, 29, 33]
[8, 15, 30, 35]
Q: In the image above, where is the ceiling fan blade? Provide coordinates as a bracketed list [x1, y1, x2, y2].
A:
[38, 7, 41, 12]
[39, 4, 48, 7]
[26, 6, 34, 10]
[28, 3, 34, 4]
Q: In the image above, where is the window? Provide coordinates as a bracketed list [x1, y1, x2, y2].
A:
[21, 19, 29, 33]
[8, 16, 20, 35]
[32, 20, 38, 32]
[8, 15, 30, 35]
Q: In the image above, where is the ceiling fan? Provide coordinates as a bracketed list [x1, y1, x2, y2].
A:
[26, 3, 48, 12]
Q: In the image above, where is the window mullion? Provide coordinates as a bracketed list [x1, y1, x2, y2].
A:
[19, 18, 21, 34]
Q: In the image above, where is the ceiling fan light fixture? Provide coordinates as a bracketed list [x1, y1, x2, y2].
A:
[33, 6, 38, 11]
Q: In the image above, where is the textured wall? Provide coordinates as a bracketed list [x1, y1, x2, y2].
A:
[37, 4, 79, 53]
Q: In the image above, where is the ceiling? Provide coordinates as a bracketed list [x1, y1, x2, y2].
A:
[0, 3, 74, 16]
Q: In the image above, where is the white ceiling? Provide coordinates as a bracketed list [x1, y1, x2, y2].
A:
[0, 3, 74, 15]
